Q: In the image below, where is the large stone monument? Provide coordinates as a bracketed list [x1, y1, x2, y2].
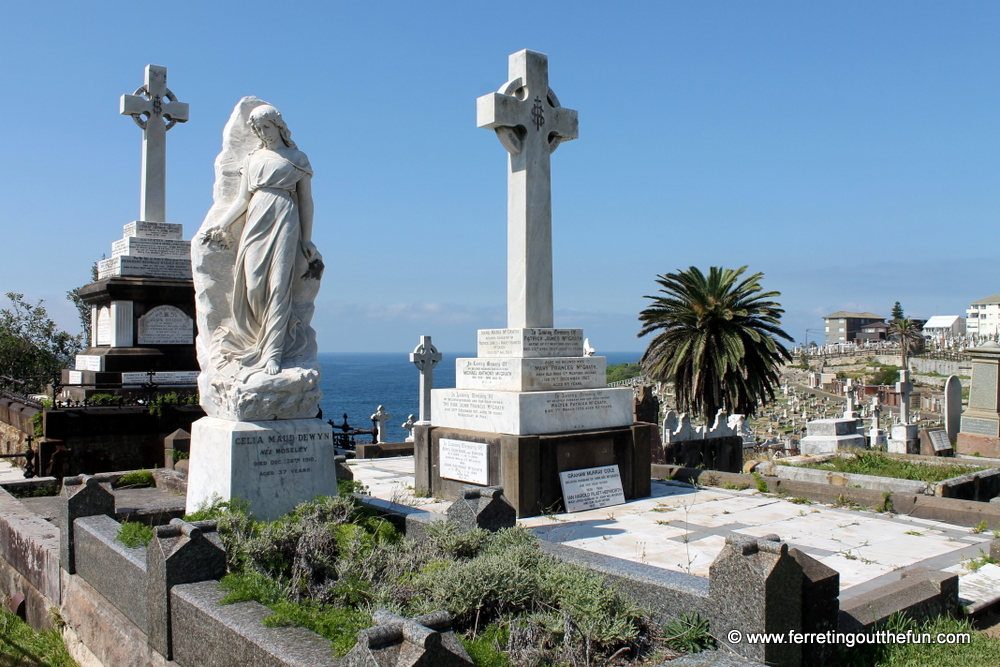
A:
[64, 65, 199, 399]
[415, 50, 650, 517]
[186, 98, 336, 520]
[958, 342, 1000, 457]
[889, 369, 919, 454]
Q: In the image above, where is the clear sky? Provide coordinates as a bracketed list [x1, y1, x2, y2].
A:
[1, 3, 997, 354]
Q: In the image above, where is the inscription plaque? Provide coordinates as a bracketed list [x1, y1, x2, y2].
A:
[439, 438, 490, 485]
[962, 416, 999, 437]
[559, 465, 625, 512]
[75, 355, 102, 371]
[970, 362, 999, 411]
[98, 256, 193, 280]
[124, 221, 184, 240]
[112, 237, 191, 259]
[122, 371, 199, 386]
[67, 371, 83, 385]
[138, 305, 193, 344]
[477, 328, 583, 358]
[96, 307, 111, 346]
[927, 429, 952, 452]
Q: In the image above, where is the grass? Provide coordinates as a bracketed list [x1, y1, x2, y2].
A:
[963, 548, 999, 573]
[0, 607, 78, 666]
[115, 470, 154, 488]
[116, 520, 155, 548]
[785, 451, 986, 484]
[840, 613, 1000, 667]
[972, 520, 989, 534]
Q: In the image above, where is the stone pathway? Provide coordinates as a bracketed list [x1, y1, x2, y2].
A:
[0, 460, 25, 483]
[347, 456, 1000, 607]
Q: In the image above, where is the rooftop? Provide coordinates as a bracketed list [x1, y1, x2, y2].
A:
[971, 294, 1000, 306]
[923, 315, 962, 329]
[824, 311, 884, 320]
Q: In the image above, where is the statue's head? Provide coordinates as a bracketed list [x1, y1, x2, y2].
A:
[248, 104, 297, 149]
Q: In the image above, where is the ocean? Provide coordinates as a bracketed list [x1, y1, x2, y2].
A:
[317, 351, 640, 443]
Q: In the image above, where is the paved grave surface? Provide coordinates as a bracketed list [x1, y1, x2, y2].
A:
[0, 461, 25, 483]
[347, 456, 1000, 607]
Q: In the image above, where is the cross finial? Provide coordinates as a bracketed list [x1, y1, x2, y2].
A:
[477, 50, 578, 329]
[410, 335, 442, 424]
[120, 65, 188, 223]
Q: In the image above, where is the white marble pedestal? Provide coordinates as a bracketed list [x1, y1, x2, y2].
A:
[185, 417, 338, 521]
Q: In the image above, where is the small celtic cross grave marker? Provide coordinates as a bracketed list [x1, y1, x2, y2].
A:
[477, 49, 578, 329]
[410, 335, 442, 423]
[120, 65, 189, 223]
[371, 405, 392, 444]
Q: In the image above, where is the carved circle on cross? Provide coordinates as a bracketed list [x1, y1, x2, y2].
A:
[494, 77, 566, 156]
[412, 342, 441, 372]
[126, 85, 184, 131]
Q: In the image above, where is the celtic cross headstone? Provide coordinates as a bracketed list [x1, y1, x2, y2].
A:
[477, 49, 578, 329]
[410, 335, 442, 424]
[371, 405, 392, 444]
[120, 64, 189, 223]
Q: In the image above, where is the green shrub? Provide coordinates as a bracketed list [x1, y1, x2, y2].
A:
[116, 469, 154, 488]
[117, 520, 155, 548]
[664, 612, 714, 653]
[460, 623, 510, 667]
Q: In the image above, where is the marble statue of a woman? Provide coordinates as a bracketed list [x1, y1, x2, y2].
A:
[192, 97, 324, 421]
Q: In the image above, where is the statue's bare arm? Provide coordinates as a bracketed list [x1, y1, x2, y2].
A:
[297, 174, 317, 260]
[202, 171, 251, 243]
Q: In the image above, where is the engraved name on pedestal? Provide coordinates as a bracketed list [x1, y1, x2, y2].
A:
[456, 357, 604, 391]
[138, 305, 194, 344]
[96, 307, 112, 345]
[112, 237, 191, 258]
[439, 439, 490, 485]
[558, 464, 625, 512]
[122, 371, 200, 386]
[477, 328, 583, 358]
[124, 221, 184, 240]
[98, 256, 193, 280]
[962, 416, 1000, 437]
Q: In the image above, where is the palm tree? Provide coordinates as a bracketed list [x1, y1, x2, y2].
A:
[638, 266, 792, 423]
[890, 317, 923, 369]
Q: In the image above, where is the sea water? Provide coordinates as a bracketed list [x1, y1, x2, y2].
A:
[317, 351, 640, 443]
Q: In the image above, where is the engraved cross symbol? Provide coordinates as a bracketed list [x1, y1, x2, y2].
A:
[477, 50, 578, 329]
[120, 65, 189, 223]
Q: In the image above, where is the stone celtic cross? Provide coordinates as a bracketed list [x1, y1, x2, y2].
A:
[410, 335, 442, 423]
[120, 64, 189, 223]
[477, 49, 578, 329]
[371, 405, 392, 444]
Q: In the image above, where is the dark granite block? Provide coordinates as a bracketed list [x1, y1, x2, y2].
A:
[147, 519, 227, 660]
[74, 514, 148, 632]
[447, 486, 515, 532]
[59, 475, 116, 574]
[839, 567, 959, 632]
[790, 547, 839, 666]
[170, 581, 337, 667]
[342, 610, 472, 666]
[709, 535, 803, 667]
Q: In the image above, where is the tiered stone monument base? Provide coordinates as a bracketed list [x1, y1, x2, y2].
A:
[414, 423, 652, 518]
[799, 418, 866, 456]
[185, 417, 337, 521]
[888, 424, 919, 455]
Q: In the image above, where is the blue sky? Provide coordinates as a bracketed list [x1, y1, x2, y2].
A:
[1, 2, 997, 353]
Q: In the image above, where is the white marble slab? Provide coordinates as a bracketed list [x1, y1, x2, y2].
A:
[124, 220, 184, 240]
[111, 237, 190, 259]
[431, 387, 633, 435]
[477, 328, 583, 358]
[456, 356, 605, 391]
[121, 371, 199, 386]
[98, 256, 193, 280]
[559, 465, 625, 512]
[185, 417, 339, 521]
[137, 305, 193, 344]
[439, 438, 490, 484]
[75, 355, 102, 371]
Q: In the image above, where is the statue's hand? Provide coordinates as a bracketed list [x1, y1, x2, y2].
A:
[201, 226, 230, 249]
[302, 241, 318, 261]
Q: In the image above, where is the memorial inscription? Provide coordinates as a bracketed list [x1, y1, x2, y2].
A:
[98, 256, 193, 280]
[439, 439, 490, 485]
[75, 355, 102, 372]
[558, 464, 625, 512]
[124, 221, 183, 240]
[112, 237, 190, 259]
[970, 364, 999, 411]
[240, 428, 330, 480]
[928, 429, 952, 452]
[962, 417, 999, 437]
[478, 328, 583, 358]
[138, 305, 194, 344]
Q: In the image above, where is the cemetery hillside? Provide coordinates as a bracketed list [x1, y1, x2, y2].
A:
[6, 8, 1000, 667]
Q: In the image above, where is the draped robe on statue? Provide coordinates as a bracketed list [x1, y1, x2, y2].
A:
[214, 148, 313, 377]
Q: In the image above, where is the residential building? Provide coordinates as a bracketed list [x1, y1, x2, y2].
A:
[922, 315, 966, 341]
[966, 294, 1000, 337]
[823, 311, 885, 345]
[857, 321, 890, 342]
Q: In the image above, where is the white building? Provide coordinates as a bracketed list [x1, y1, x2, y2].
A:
[922, 315, 965, 341]
[966, 294, 1000, 337]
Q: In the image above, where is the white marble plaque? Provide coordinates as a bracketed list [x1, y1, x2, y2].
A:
[456, 356, 605, 391]
[477, 328, 583, 358]
[96, 307, 111, 346]
[138, 305, 193, 344]
[432, 387, 633, 435]
[439, 438, 490, 485]
[98, 256, 193, 280]
[186, 417, 338, 521]
[124, 221, 184, 240]
[112, 237, 190, 259]
[121, 371, 200, 386]
[559, 464, 625, 512]
[75, 355, 102, 371]
[67, 371, 83, 385]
